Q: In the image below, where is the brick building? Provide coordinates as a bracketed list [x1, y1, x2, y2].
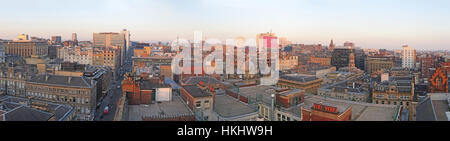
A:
[25, 74, 98, 121]
[419, 55, 438, 79]
[277, 74, 323, 95]
[365, 56, 394, 75]
[122, 75, 171, 105]
[5, 41, 48, 58]
[301, 95, 401, 121]
[429, 67, 448, 93]
[301, 103, 352, 121]
[180, 83, 214, 121]
[310, 55, 331, 66]
[372, 79, 416, 120]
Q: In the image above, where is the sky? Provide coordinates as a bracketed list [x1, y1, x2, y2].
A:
[0, 0, 449, 50]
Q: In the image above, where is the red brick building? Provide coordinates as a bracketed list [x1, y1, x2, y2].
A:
[122, 75, 171, 105]
[429, 67, 448, 93]
[180, 83, 215, 121]
[419, 55, 437, 79]
[276, 89, 305, 109]
[301, 103, 352, 121]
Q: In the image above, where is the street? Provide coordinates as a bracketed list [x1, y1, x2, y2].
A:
[94, 50, 133, 121]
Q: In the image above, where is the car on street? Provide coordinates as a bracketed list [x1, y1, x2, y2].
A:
[104, 106, 109, 114]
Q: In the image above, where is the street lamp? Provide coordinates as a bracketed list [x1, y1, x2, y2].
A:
[271, 94, 275, 121]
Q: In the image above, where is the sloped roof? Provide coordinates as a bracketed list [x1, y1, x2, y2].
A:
[28, 74, 93, 88]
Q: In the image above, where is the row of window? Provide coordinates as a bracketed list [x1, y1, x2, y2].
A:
[376, 100, 410, 106]
[376, 94, 410, 100]
[195, 100, 210, 108]
[277, 113, 294, 121]
[28, 86, 89, 95]
[27, 91, 90, 104]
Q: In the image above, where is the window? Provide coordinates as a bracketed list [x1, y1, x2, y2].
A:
[195, 101, 201, 108]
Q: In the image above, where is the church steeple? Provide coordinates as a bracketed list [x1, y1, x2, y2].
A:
[329, 39, 335, 50]
[349, 52, 356, 68]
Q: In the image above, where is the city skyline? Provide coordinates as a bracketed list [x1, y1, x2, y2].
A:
[1, 0, 450, 50]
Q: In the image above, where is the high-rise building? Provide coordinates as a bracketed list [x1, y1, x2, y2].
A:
[402, 45, 416, 69]
[365, 56, 394, 75]
[72, 33, 78, 46]
[420, 55, 438, 79]
[354, 47, 366, 70]
[93, 32, 126, 66]
[93, 32, 125, 48]
[256, 32, 277, 49]
[51, 36, 62, 45]
[120, 29, 131, 52]
[72, 33, 78, 42]
[331, 47, 353, 70]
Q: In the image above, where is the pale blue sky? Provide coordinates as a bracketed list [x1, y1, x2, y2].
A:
[0, 0, 449, 50]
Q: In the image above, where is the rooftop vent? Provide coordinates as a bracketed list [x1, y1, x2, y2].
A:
[68, 76, 72, 83]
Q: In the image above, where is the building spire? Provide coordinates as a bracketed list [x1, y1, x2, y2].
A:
[329, 39, 335, 50]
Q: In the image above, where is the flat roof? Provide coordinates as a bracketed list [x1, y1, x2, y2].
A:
[127, 96, 194, 121]
[182, 85, 211, 98]
[302, 95, 399, 121]
[214, 94, 258, 119]
[238, 85, 278, 104]
[280, 74, 319, 83]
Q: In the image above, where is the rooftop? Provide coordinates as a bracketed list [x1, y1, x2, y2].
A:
[280, 74, 319, 83]
[140, 80, 170, 90]
[28, 74, 93, 88]
[182, 85, 212, 98]
[181, 76, 221, 85]
[127, 96, 193, 121]
[0, 96, 74, 121]
[417, 93, 450, 121]
[213, 94, 258, 119]
[302, 95, 400, 121]
[238, 85, 280, 104]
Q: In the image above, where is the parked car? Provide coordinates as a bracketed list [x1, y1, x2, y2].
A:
[103, 106, 109, 114]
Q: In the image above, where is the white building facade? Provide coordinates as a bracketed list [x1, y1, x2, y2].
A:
[401, 45, 416, 69]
